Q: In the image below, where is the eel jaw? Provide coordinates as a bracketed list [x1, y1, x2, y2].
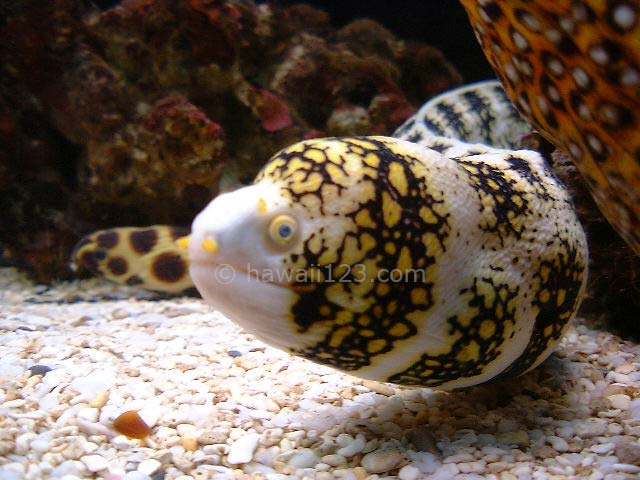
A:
[188, 260, 299, 351]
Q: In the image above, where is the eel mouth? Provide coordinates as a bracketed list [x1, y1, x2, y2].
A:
[189, 258, 292, 290]
[189, 258, 298, 349]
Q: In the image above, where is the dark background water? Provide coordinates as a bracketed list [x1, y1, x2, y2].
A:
[272, 1, 494, 82]
[92, 0, 495, 82]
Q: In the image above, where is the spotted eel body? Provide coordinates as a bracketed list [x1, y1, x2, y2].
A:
[71, 225, 193, 294]
[72, 82, 588, 389]
[460, 0, 640, 254]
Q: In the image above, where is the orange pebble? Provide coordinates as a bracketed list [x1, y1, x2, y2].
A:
[112, 410, 151, 439]
[181, 436, 198, 452]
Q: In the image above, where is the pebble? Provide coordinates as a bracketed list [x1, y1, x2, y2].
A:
[548, 435, 569, 452]
[80, 455, 109, 472]
[51, 461, 84, 478]
[574, 419, 608, 438]
[613, 463, 640, 473]
[337, 434, 366, 457]
[111, 308, 130, 319]
[15, 433, 36, 456]
[322, 454, 347, 466]
[496, 430, 529, 446]
[398, 464, 422, 480]
[614, 438, 640, 465]
[70, 372, 116, 402]
[362, 380, 396, 396]
[444, 453, 475, 464]
[1, 267, 640, 480]
[77, 407, 99, 423]
[90, 391, 110, 409]
[31, 439, 52, 453]
[556, 424, 575, 438]
[137, 459, 162, 475]
[77, 418, 111, 437]
[407, 426, 439, 453]
[124, 472, 152, 480]
[227, 433, 260, 465]
[458, 461, 487, 474]
[591, 443, 616, 454]
[607, 394, 631, 410]
[181, 436, 198, 452]
[315, 473, 334, 480]
[28, 364, 52, 376]
[497, 418, 519, 433]
[361, 448, 407, 473]
[408, 451, 440, 474]
[199, 428, 229, 445]
[286, 449, 320, 468]
[113, 410, 151, 439]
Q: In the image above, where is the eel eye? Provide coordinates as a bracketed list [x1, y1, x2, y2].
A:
[268, 215, 297, 247]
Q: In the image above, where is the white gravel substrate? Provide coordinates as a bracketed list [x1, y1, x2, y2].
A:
[1, 267, 640, 480]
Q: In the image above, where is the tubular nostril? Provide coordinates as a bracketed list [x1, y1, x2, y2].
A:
[201, 237, 218, 254]
[175, 236, 190, 250]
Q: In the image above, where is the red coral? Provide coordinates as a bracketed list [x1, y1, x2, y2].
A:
[142, 96, 223, 141]
[368, 93, 416, 133]
[190, 0, 224, 24]
[190, 0, 242, 24]
[248, 89, 292, 132]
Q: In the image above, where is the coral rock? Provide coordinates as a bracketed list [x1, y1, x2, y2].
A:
[0, 0, 462, 280]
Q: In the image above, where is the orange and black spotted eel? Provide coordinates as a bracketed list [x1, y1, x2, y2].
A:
[460, 0, 640, 254]
[71, 81, 588, 389]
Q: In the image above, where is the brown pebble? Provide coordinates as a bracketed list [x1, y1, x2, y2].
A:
[361, 448, 408, 473]
[602, 384, 627, 397]
[496, 430, 529, 447]
[113, 410, 151, 439]
[70, 316, 92, 326]
[162, 307, 196, 318]
[362, 380, 396, 396]
[111, 309, 130, 320]
[407, 426, 439, 454]
[0, 441, 13, 456]
[339, 387, 356, 400]
[532, 445, 557, 459]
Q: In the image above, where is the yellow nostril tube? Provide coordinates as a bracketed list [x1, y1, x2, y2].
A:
[175, 236, 190, 250]
[201, 237, 218, 254]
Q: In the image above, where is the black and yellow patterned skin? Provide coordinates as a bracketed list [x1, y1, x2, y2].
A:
[459, 0, 640, 254]
[188, 135, 587, 389]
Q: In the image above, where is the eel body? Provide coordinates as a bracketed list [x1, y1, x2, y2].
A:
[72, 81, 588, 388]
[460, 0, 640, 254]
